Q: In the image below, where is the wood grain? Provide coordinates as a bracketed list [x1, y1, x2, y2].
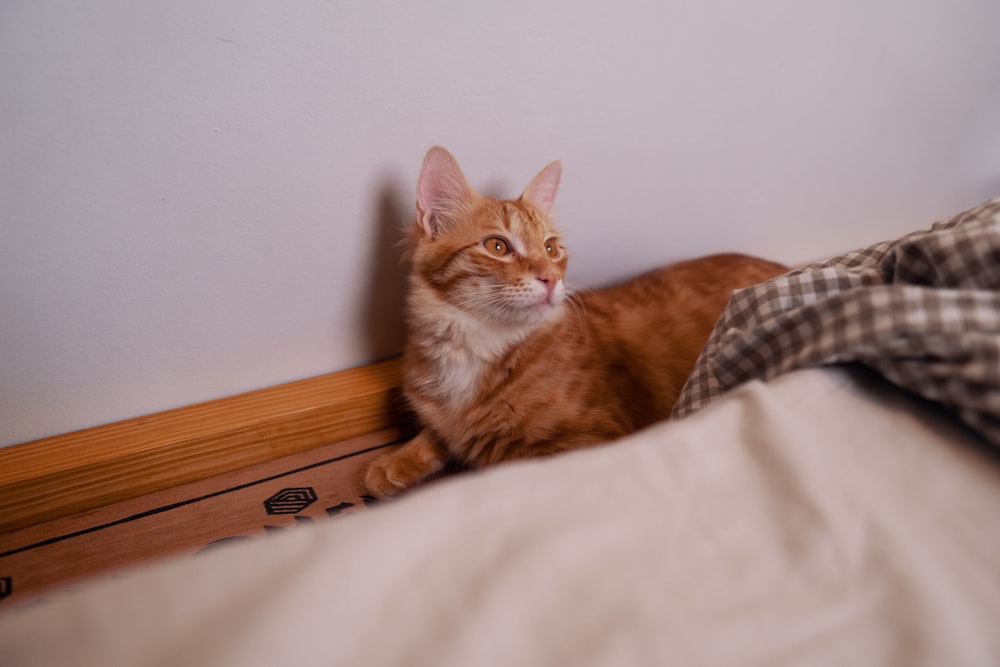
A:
[0, 428, 406, 607]
[0, 358, 406, 534]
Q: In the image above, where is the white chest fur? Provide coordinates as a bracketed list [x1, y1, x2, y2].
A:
[408, 288, 531, 407]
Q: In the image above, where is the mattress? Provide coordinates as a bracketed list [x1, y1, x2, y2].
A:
[2, 366, 998, 666]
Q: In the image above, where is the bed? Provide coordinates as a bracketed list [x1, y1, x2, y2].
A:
[2, 199, 998, 666]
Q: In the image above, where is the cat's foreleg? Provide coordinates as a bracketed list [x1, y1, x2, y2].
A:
[363, 429, 448, 499]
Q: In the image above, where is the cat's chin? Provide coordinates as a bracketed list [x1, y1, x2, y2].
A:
[495, 300, 563, 328]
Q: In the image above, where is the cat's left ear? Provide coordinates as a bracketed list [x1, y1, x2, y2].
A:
[519, 160, 562, 215]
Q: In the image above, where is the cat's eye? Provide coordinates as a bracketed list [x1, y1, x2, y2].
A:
[544, 239, 560, 257]
[483, 236, 510, 256]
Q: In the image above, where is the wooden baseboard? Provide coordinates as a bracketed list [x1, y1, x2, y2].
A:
[0, 358, 407, 534]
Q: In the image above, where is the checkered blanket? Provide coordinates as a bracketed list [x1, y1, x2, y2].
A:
[674, 197, 1000, 446]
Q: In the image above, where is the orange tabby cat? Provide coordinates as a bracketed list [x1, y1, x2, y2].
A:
[364, 146, 786, 498]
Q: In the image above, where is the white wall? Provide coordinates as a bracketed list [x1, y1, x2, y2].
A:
[2, 0, 998, 447]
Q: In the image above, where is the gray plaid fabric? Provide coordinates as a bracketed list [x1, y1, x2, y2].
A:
[674, 197, 1000, 447]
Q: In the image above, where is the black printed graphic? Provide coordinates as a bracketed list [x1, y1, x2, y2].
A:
[263, 487, 318, 515]
[325, 502, 354, 517]
[0, 577, 12, 600]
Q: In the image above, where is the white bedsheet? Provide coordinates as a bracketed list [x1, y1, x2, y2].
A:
[2, 368, 999, 666]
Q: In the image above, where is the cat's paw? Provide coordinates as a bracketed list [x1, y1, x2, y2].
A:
[363, 430, 447, 499]
[363, 447, 443, 499]
[363, 454, 412, 499]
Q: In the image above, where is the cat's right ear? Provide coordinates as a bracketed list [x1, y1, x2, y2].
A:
[520, 160, 562, 216]
[416, 146, 474, 239]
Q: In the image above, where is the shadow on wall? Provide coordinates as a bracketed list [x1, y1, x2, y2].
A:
[359, 181, 411, 361]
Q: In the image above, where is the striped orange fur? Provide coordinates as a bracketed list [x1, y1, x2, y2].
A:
[364, 147, 786, 498]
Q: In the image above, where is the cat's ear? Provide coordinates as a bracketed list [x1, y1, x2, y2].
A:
[519, 160, 562, 215]
[416, 146, 474, 239]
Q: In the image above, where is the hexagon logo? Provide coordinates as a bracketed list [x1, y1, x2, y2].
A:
[263, 487, 318, 515]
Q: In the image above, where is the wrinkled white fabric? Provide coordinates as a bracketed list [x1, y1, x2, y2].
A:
[2, 368, 999, 666]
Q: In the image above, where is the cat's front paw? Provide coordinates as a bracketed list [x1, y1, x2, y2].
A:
[364, 453, 415, 499]
[363, 433, 446, 499]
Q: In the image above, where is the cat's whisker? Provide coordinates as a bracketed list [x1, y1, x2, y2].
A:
[560, 286, 591, 325]
[449, 292, 514, 310]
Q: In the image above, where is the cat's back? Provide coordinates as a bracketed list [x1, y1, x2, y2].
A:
[584, 253, 785, 323]
[576, 253, 786, 421]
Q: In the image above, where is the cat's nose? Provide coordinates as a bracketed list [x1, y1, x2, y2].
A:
[537, 273, 559, 296]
